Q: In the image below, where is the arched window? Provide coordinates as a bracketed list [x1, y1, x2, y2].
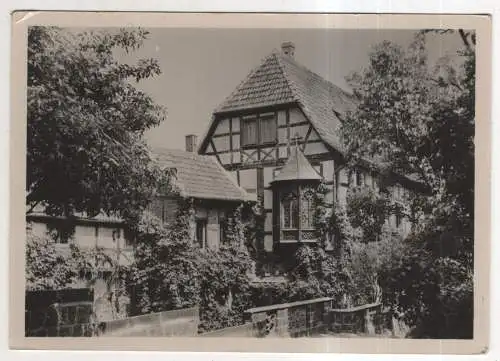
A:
[300, 189, 315, 229]
[282, 191, 298, 229]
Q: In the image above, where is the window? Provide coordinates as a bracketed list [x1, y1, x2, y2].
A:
[395, 211, 403, 228]
[260, 115, 277, 144]
[300, 189, 315, 229]
[370, 171, 377, 189]
[161, 200, 166, 223]
[241, 117, 258, 146]
[282, 191, 299, 229]
[219, 218, 228, 245]
[47, 221, 75, 244]
[196, 219, 207, 248]
[241, 114, 277, 147]
[356, 170, 363, 187]
[123, 227, 135, 247]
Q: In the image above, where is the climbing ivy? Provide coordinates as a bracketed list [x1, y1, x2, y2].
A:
[128, 199, 255, 332]
[196, 204, 254, 332]
[25, 227, 130, 319]
[128, 198, 201, 314]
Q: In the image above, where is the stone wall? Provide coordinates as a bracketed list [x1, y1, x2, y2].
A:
[327, 303, 387, 335]
[26, 289, 199, 338]
[202, 299, 390, 338]
[25, 288, 96, 337]
[198, 322, 254, 337]
[98, 307, 199, 337]
[244, 297, 334, 337]
[26, 302, 97, 337]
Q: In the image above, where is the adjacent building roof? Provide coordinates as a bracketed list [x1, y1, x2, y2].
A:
[153, 147, 256, 202]
[212, 48, 359, 153]
[271, 146, 322, 184]
[26, 204, 124, 224]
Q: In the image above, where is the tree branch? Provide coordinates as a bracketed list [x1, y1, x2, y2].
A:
[26, 200, 41, 215]
[458, 29, 472, 52]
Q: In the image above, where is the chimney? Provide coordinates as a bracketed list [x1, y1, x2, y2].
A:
[281, 41, 295, 58]
[185, 134, 198, 153]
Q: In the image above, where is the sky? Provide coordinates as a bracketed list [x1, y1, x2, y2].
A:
[113, 28, 464, 151]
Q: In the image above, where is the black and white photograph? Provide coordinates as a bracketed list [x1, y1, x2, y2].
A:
[10, 12, 491, 353]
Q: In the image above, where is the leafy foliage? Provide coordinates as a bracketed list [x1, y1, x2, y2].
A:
[286, 245, 344, 303]
[380, 232, 473, 338]
[25, 227, 130, 319]
[345, 230, 406, 305]
[346, 186, 393, 242]
[128, 199, 201, 314]
[27, 26, 167, 220]
[25, 231, 79, 291]
[129, 199, 255, 332]
[197, 245, 253, 332]
[341, 30, 475, 338]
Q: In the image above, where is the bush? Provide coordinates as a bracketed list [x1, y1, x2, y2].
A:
[129, 200, 256, 333]
[345, 229, 406, 305]
[285, 244, 346, 304]
[380, 232, 473, 339]
[25, 231, 78, 291]
[197, 244, 253, 332]
[128, 200, 201, 314]
[346, 186, 393, 242]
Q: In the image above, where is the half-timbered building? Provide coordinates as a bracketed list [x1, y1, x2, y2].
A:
[198, 42, 420, 273]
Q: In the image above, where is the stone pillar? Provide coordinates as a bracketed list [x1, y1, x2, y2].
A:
[276, 309, 289, 337]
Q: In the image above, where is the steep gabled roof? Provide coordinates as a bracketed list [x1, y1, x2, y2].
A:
[214, 52, 296, 113]
[153, 147, 255, 202]
[211, 49, 358, 153]
[271, 146, 322, 184]
[200, 45, 424, 189]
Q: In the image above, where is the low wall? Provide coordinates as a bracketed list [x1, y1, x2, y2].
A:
[98, 307, 199, 337]
[328, 303, 388, 335]
[198, 322, 254, 337]
[244, 297, 334, 337]
[203, 300, 390, 338]
[25, 288, 96, 337]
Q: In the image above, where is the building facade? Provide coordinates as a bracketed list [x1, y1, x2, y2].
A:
[198, 42, 420, 271]
[26, 138, 255, 317]
[149, 141, 256, 250]
[26, 211, 134, 321]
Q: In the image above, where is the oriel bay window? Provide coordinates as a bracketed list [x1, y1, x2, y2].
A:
[241, 113, 277, 147]
[282, 191, 299, 229]
[277, 185, 317, 242]
[270, 146, 322, 243]
[300, 189, 315, 229]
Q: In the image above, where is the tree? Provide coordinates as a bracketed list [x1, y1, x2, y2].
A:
[27, 27, 167, 220]
[345, 186, 393, 243]
[341, 30, 475, 338]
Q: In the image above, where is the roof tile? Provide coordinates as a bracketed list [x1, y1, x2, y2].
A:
[272, 146, 322, 183]
[153, 148, 255, 202]
[214, 50, 358, 153]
